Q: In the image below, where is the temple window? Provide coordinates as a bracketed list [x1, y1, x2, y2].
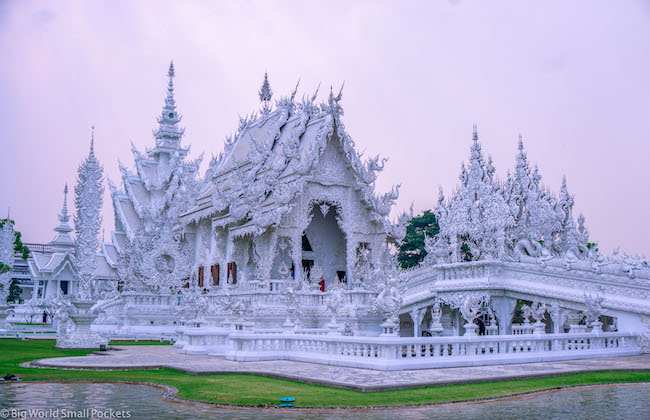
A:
[198, 266, 204, 288]
[337, 271, 347, 284]
[302, 259, 314, 278]
[227, 262, 237, 284]
[211, 264, 219, 286]
[302, 235, 313, 251]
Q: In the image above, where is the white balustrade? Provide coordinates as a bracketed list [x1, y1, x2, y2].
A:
[179, 327, 232, 355]
[226, 331, 639, 370]
[511, 323, 535, 335]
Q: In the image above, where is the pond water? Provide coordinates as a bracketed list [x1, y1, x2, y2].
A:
[0, 382, 649, 419]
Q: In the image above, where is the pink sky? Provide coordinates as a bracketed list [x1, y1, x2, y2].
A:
[0, 0, 648, 256]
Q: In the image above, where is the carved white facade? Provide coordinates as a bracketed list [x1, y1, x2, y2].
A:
[8, 63, 650, 366]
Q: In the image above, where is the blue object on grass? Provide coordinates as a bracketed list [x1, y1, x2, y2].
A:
[280, 397, 295, 402]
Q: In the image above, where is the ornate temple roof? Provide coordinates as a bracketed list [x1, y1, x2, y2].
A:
[109, 62, 201, 240]
[424, 128, 649, 279]
[181, 80, 407, 241]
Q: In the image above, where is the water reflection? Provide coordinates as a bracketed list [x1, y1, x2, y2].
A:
[1, 382, 649, 419]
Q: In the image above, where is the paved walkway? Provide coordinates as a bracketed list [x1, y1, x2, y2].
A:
[30, 346, 650, 392]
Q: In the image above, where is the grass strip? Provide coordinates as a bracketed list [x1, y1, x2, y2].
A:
[1, 339, 648, 408]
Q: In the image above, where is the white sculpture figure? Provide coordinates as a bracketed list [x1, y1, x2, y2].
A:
[222, 295, 253, 329]
[50, 294, 106, 349]
[428, 301, 444, 336]
[281, 281, 302, 325]
[309, 264, 325, 291]
[352, 248, 381, 291]
[325, 279, 345, 334]
[372, 268, 404, 335]
[175, 287, 210, 328]
[54, 296, 77, 347]
[584, 292, 606, 334]
[485, 307, 499, 335]
[636, 316, 650, 354]
[530, 301, 547, 335]
[566, 311, 586, 334]
[459, 296, 483, 336]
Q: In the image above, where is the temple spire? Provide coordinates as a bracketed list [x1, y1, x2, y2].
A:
[60, 183, 69, 223]
[49, 183, 75, 250]
[259, 71, 273, 114]
[152, 60, 184, 151]
[90, 125, 95, 158]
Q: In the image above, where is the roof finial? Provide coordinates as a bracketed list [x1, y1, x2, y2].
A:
[259, 71, 273, 114]
[153, 61, 183, 147]
[168, 60, 175, 79]
[59, 183, 69, 223]
[90, 125, 95, 156]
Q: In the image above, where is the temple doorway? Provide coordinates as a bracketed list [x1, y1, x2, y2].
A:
[302, 205, 347, 289]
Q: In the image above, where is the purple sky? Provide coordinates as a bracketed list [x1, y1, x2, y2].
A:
[1, 0, 649, 256]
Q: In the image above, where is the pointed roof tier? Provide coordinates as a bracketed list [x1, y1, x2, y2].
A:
[109, 62, 201, 240]
[151, 61, 187, 157]
[503, 135, 561, 241]
[428, 129, 594, 264]
[49, 184, 75, 251]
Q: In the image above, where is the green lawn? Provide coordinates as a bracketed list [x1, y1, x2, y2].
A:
[0, 339, 648, 408]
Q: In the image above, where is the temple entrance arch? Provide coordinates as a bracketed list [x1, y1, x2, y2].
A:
[302, 204, 347, 289]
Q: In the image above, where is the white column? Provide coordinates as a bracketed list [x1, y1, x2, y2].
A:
[410, 307, 427, 337]
[492, 296, 517, 335]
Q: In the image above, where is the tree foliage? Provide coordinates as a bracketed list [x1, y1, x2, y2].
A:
[0, 218, 30, 303]
[0, 218, 30, 262]
[397, 210, 440, 269]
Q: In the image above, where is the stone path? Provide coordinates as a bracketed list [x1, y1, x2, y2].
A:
[30, 346, 650, 392]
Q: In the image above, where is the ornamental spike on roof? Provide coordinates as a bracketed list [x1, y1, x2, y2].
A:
[152, 60, 185, 151]
[258, 71, 273, 115]
[90, 125, 95, 158]
[58, 183, 70, 225]
[50, 183, 75, 250]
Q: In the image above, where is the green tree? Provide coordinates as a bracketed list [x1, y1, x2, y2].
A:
[8, 280, 21, 303]
[0, 218, 30, 303]
[397, 210, 440, 269]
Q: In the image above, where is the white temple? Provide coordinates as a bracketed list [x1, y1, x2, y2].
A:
[27, 184, 115, 300]
[4, 63, 649, 367]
